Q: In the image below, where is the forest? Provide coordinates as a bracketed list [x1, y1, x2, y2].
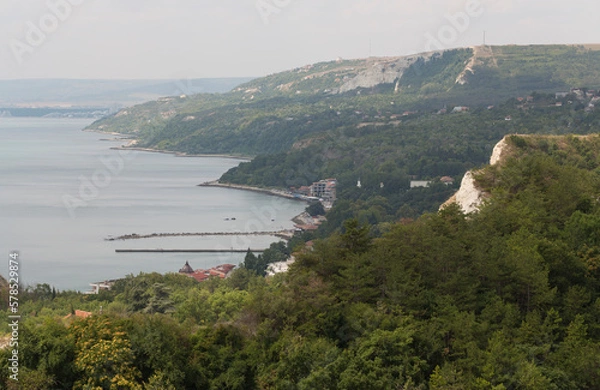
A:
[6, 45, 600, 388]
[86, 45, 600, 157]
[2, 134, 600, 389]
[222, 96, 600, 235]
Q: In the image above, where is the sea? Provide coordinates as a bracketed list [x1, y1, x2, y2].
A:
[0, 118, 306, 292]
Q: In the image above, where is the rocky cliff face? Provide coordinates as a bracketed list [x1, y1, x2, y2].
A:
[337, 51, 446, 93]
[455, 45, 498, 85]
[489, 136, 509, 165]
[337, 56, 420, 93]
[452, 171, 487, 214]
[443, 136, 509, 213]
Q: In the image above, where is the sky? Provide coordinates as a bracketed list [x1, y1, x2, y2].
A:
[1, 0, 599, 80]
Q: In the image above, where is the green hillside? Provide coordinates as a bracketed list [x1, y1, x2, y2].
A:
[86, 45, 600, 155]
[84, 44, 600, 235]
[3, 134, 600, 388]
[223, 96, 600, 235]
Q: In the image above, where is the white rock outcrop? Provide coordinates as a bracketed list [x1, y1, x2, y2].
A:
[337, 52, 443, 94]
[453, 171, 486, 214]
[447, 136, 510, 213]
[490, 136, 509, 165]
[338, 59, 408, 93]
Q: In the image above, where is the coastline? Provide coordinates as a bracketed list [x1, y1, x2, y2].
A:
[82, 128, 132, 137]
[199, 181, 312, 232]
[84, 128, 252, 160]
[109, 146, 251, 160]
[89, 128, 310, 243]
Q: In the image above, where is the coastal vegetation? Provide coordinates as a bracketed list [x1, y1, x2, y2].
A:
[85, 45, 600, 234]
[3, 135, 600, 388]
[6, 45, 600, 388]
[222, 99, 600, 236]
[86, 45, 600, 156]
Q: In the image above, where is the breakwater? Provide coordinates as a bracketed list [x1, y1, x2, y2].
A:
[106, 230, 295, 241]
[115, 249, 266, 253]
[198, 180, 308, 202]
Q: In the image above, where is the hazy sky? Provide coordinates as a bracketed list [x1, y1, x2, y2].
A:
[1, 0, 599, 80]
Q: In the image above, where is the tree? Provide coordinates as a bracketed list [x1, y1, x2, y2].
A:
[125, 315, 190, 388]
[340, 219, 372, 255]
[242, 249, 268, 276]
[190, 325, 254, 390]
[335, 326, 427, 389]
[306, 202, 326, 217]
[71, 316, 142, 389]
[500, 230, 556, 313]
[257, 332, 340, 389]
[144, 371, 176, 390]
[261, 241, 290, 265]
[550, 315, 600, 388]
[7, 367, 55, 390]
[142, 283, 174, 314]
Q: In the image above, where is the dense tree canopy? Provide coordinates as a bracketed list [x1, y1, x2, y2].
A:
[3, 135, 600, 388]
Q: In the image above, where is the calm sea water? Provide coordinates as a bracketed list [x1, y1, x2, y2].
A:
[0, 118, 305, 292]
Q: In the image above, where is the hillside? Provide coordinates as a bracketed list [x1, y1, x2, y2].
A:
[86, 44, 600, 155]
[4, 134, 600, 389]
[448, 134, 600, 214]
[223, 95, 600, 235]
[82, 45, 600, 235]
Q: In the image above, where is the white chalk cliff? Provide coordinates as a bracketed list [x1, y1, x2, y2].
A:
[453, 171, 487, 214]
[443, 136, 509, 214]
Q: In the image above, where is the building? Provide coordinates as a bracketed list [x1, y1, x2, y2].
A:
[179, 261, 194, 274]
[87, 280, 117, 294]
[64, 310, 93, 320]
[179, 262, 236, 282]
[267, 257, 296, 276]
[310, 179, 337, 202]
[410, 180, 431, 188]
[440, 176, 455, 185]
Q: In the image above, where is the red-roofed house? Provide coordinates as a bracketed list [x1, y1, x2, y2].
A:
[179, 262, 236, 282]
[440, 176, 455, 185]
[64, 310, 93, 320]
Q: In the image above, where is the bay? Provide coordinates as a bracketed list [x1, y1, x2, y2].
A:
[0, 118, 305, 292]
